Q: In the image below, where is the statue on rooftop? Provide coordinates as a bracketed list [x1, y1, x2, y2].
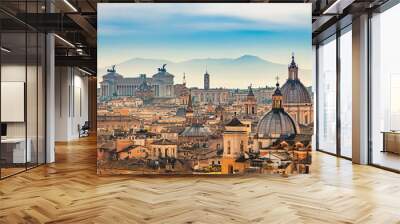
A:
[158, 64, 167, 72]
[107, 65, 116, 73]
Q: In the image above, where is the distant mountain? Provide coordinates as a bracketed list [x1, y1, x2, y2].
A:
[98, 55, 312, 88]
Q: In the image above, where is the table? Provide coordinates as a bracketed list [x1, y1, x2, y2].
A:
[382, 131, 400, 154]
[1, 138, 32, 164]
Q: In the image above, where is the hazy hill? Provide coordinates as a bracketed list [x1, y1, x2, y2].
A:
[98, 55, 312, 88]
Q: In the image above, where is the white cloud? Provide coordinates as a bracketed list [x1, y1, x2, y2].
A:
[98, 3, 311, 31]
[186, 3, 311, 28]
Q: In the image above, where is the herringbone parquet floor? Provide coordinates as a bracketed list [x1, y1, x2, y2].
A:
[1, 136, 400, 224]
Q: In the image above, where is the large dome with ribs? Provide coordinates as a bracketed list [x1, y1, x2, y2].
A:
[280, 54, 311, 105]
[180, 124, 211, 137]
[280, 79, 311, 104]
[256, 109, 298, 139]
[256, 82, 299, 139]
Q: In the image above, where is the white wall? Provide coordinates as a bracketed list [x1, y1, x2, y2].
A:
[1, 65, 26, 138]
[55, 67, 89, 141]
[1, 63, 46, 164]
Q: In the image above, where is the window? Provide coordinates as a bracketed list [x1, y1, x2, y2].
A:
[240, 140, 244, 152]
[370, 4, 400, 171]
[227, 141, 231, 154]
[317, 36, 337, 154]
[340, 27, 352, 158]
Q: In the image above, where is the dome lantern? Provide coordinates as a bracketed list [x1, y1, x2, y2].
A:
[247, 84, 254, 97]
[272, 81, 283, 109]
[288, 52, 298, 80]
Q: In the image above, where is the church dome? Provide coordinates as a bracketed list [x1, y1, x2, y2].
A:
[180, 124, 211, 137]
[226, 117, 245, 127]
[280, 54, 311, 105]
[103, 65, 123, 81]
[281, 79, 311, 104]
[256, 82, 298, 139]
[256, 110, 298, 139]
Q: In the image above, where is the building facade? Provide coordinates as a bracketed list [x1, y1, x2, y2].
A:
[221, 117, 250, 174]
[100, 64, 175, 99]
[152, 64, 175, 98]
[191, 88, 230, 105]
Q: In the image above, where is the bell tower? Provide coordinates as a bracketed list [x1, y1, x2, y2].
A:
[221, 115, 249, 174]
[244, 84, 257, 116]
[204, 69, 210, 90]
[185, 91, 194, 124]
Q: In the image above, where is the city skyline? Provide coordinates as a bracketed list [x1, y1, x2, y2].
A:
[98, 3, 312, 88]
[98, 54, 312, 89]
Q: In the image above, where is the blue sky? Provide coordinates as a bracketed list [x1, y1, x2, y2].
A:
[98, 3, 312, 87]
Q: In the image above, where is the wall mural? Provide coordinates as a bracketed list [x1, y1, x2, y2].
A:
[97, 3, 313, 176]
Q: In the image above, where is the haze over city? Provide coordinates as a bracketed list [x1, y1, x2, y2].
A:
[98, 3, 312, 88]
